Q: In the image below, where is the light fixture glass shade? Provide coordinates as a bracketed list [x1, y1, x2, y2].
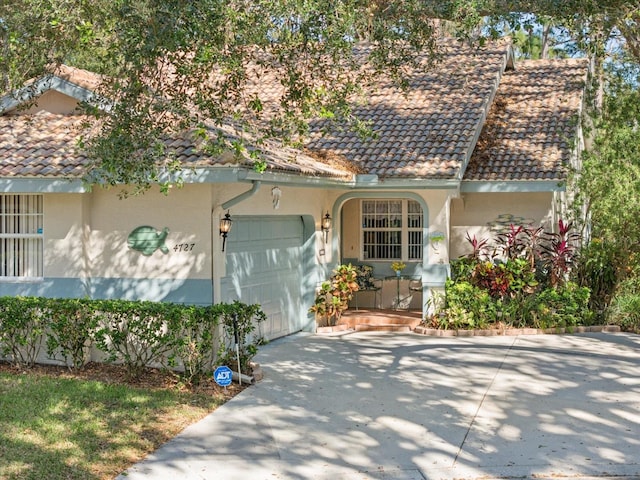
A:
[219, 212, 232, 234]
[321, 212, 332, 232]
[219, 211, 232, 251]
[321, 212, 331, 243]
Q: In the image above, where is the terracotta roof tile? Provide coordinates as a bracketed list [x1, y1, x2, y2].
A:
[0, 111, 352, 179]
[1, 45, 588, 184]
[305, 41, 511, 179]
[464, 58, 588, 182]
[0, 111, 89, 177]
[49, 65, 103, 92]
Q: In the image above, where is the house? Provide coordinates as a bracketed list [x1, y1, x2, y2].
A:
[0, 41, 589, 340]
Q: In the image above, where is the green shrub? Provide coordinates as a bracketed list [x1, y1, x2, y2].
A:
[495, 295, 536, 328]
[574, 238, 618, 315]
[433, 222, 593, 330]
[45, 298, 97, 370]
[217, 301, 267, 376]
[93, 300, 186, 379]
[470, 258, 538, 299]
[532, 282, 592, 329]
[0, 296, 47, 366]
[1, 296, 268, 382]
[169, 304, 221, 385]
[606, 276, 640, 333]
[607, 293, 640, 332]
[436, 280, 495, 329]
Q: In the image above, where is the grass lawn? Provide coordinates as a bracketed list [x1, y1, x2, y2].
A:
[0, 363, 245, 480]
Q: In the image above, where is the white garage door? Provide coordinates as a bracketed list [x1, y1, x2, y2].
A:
[221, 216, 305, 340]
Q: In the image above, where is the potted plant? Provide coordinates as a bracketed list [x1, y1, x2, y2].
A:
[391, 261, 406, 277]
[309, 264, 359, 327]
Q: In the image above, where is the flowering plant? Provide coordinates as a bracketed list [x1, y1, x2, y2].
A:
[391, 261, 406, 273]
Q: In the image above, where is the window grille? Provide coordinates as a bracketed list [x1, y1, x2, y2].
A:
[0, 195, 44, 278]
[361, 199, 423, 261]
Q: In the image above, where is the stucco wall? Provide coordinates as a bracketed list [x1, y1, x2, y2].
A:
[88, 185, 212, 280]
[82, 185, 213, 303]
[44, 193, 87, 279]
[0, 193, 90, 298]
[9, 90, 81, 115]
[3, 181, 460, 313]
[450, 191, 554, 259]
[211, 182, 332, 265]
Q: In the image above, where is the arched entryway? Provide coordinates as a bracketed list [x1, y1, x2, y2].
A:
[331, 192, 430, 315]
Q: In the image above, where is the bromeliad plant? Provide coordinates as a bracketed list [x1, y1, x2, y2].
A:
[310, 264, 359, 327]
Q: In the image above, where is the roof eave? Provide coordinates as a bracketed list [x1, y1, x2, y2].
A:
[1, 168, 467, 192]
[0, 177, 88, 193]
[460, 180, 566, 193]
[0, 74, 112, 114]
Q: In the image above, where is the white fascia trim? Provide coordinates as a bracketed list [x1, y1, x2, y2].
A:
[461, 180, 566, 193]
[158, 167, 355, 188]
[4, 168, 466, 193]
[181, 168, 461, 190]
[0, 75, 112, 113]
[0, 178, 87, 193]
[357, 177, 460, 190]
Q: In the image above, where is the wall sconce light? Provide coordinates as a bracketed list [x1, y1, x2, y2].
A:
[219, 211, 233, 252]
[321, 211, 332, 243]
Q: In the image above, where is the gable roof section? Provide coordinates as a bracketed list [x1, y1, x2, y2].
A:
[0, 65, 108, 114]
[0, 69, 352, 182]
[305, 40, 513, 181]
[463, 58, 589, 187]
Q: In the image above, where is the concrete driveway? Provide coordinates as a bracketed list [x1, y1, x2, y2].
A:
[118, 332, 640, 480]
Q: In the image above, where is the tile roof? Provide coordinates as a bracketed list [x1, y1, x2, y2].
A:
[0, 111, 353, 179]
[0, 112, 89, 178]
[305, 40, 513, 179]
[0, 65, 352, 179]
[0, 44, 588, 185]
[166, 124, 357, 178]
[49, 64, 104, 92]
[464, 58, 588, 182]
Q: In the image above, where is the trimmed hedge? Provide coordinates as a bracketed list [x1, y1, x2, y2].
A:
[0, 296, 266, 384]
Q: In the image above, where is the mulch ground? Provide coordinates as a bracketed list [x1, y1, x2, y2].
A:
[0, 360, 248, 398]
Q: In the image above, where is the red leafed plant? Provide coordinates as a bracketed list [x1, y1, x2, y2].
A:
[471, 261, 511, 298]
[540, 220, 581, 288]
[464, 232, 489, 260]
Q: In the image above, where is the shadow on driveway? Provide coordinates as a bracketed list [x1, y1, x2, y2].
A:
[119, 332, 640, 480]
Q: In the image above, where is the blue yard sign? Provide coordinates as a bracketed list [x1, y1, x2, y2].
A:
[214, 366, 233, 387]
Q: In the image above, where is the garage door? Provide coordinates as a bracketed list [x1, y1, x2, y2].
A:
[221, 216, 305, 340]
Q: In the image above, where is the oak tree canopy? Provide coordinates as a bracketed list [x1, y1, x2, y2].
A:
[1, 0, 638, 190]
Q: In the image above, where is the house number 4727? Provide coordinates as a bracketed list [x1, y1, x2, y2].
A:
[174, 243, 196, 252]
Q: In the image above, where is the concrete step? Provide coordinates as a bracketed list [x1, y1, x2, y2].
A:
[354, 316, 421, 326]
[340, 308, 423, 332]
[355, 324, 413, 332]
